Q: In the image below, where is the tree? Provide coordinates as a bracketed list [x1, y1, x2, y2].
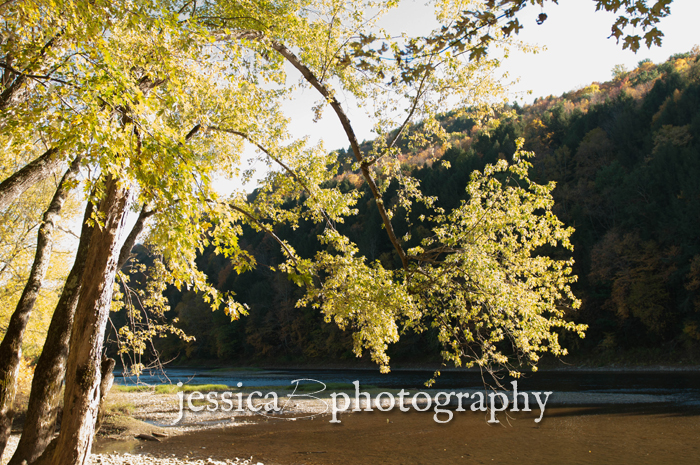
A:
[48, 176, 130, 464]
[0, 175, 77, 356]
[0, 155, 80, 457]
[8, 198, 94, 465]
[1, 0, 247, 459]
[0, 149, 63, 212]
[8, 0, 677, 462]
[6, 0, 401, 461]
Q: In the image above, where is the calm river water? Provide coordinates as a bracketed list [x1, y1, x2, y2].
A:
[115, 367, 700, 407]
[109, 367, 700, 464]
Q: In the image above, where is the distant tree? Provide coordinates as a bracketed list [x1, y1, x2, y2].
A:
[612, 64, 628, 79]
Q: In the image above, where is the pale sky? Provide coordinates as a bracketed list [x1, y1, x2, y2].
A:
[282, 0, 700, 153]
[212, 0, 700, 194]
[130, 0, 700, 247]
[500, 0, 700, 100]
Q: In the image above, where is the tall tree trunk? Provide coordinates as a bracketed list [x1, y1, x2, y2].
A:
[7, 196, 95, 465]
[0, 147, 62, 212]
[0, 156, 81, 461]
[47, 176, 131, 465]
[11, 200, 152, 465]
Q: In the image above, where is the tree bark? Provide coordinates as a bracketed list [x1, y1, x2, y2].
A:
[93, 357, 115, 434]
[47, 176, 131, 465]
[7, 194, 95, 465]
[11, 195, 151, 465]
[0, 33, 61, 114]
[0, 147, 62, 213]
[0, 155, 81, 461]
[116, 203, 154, 270]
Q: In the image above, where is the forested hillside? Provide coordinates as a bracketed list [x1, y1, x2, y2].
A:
[110, 49, 700, 368]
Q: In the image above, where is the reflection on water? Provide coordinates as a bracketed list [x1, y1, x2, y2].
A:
[114, 367, 700, 407]
[107, 368, 700, 463]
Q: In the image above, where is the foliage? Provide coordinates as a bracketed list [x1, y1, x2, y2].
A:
[453, 1, 674, 53]
[6, 0, 649, 383]
[154, 384, 228, 394]
[486, 52, 700, 354]
[111, 385, 153, 393]
[0, 176, 80, 358]
[111, 256, 195, 377]
[155, 49, 700, 367]
[0, 2, 691, 462]
[292, 141, 584, 377]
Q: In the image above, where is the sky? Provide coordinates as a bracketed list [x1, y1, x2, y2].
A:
[280, 0, 700, 153]
[497, 0, 700, 100]
[213, 0, 700, 195]
[127, 0, 700, 248]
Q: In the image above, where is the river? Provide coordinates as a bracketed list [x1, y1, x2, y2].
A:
[114, 367, 700, 407]
[109, 367, 700, 464]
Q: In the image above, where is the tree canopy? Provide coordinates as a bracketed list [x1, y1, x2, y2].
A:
[3, 0, 685, 461]
[0, 0, 644, 408]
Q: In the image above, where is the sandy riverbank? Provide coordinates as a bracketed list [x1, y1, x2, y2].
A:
[1, 388, 269, 465]
[89, 386, 700, 464]
[4, 385, 700, 465]
[1, 433, 260, 465]
[133, 404, 700, 465]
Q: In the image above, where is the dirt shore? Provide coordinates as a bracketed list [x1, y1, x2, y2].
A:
[4, 386, 699, 465]
[97, 387, 700, 465]
[134, 405, 700, 465]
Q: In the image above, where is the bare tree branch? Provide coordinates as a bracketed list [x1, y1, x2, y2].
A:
[267, 39, 409, 270]
[208, 126, 313, 197]
[0, 147, 62, 212]
[117, 203, 155, 271]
